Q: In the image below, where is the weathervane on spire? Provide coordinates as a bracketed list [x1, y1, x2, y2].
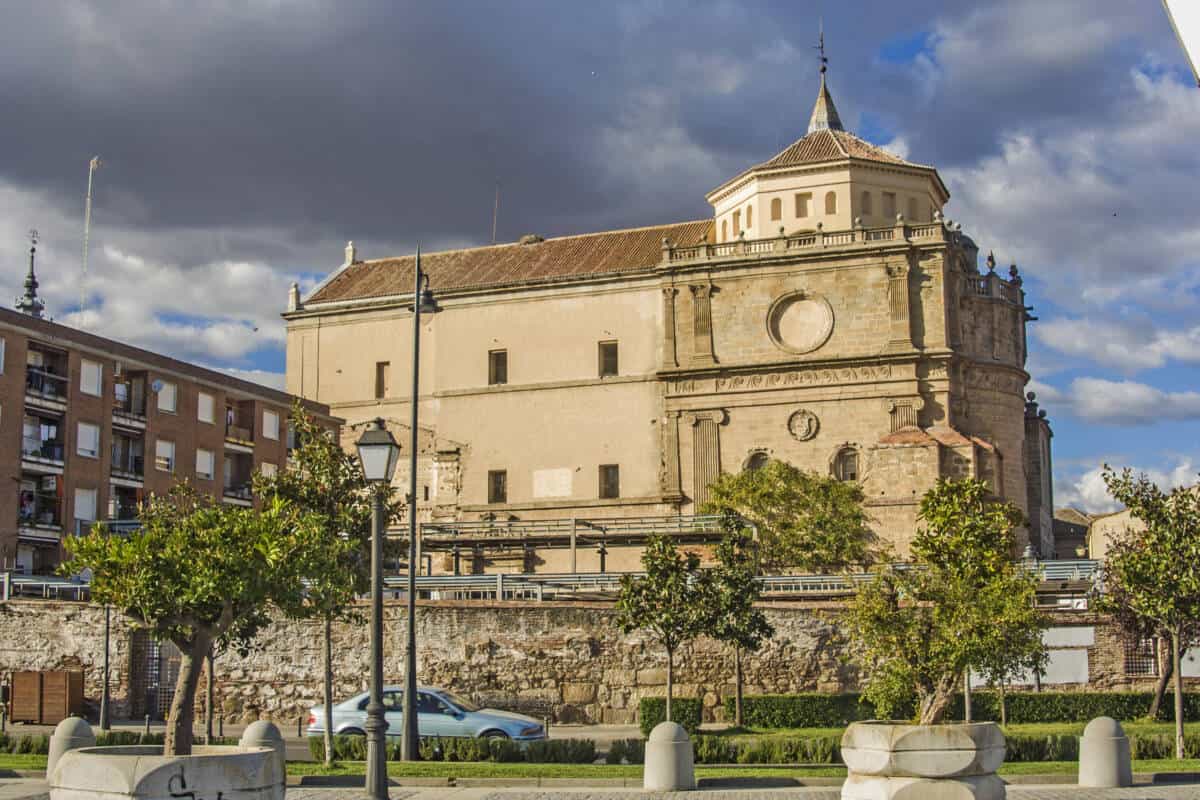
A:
[807, 21, 844, 134]
[817, 20, 828, 75]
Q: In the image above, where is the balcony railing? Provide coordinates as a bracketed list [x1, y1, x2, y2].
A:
[22, 437, 65, 463]
[111, 453, 145, 477]
[223, 483, 253, 501]
[113, 396, 146, 419]
[19, 491, 62, 529]
[225, 422, 253, 443]
[25, 368, 68, 400]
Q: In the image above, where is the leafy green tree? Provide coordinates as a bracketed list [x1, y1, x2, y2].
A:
[844, 478, 1046, 724]
[706, 517, 774, 727]
[1098, 467, 1200, 758]
[702, 459, 878, 572]
[975, 617, 1049, 726]
[614, 535, 712, 722]
[254, 405, 382, 766]
[62, 487, 322, 755]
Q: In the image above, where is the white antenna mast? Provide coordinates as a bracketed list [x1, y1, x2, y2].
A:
[81, 155, 102, 326]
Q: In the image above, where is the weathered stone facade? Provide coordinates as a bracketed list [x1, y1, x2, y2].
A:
[2, 600, 1194, 727]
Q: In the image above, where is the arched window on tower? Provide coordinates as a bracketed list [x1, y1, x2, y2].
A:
[860, 191, 873, 216]
[746, 204, 753, 228]
[721, 219, 728, 242]
[770, 198, 782, 221]
[832, 446, 860, 482]
[744, 451, 769, 472]
[824, 191, 837, 215]
[732, 210, 741, 235]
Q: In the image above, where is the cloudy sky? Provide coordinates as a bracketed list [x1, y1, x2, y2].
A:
[1, 1, 1197, 513]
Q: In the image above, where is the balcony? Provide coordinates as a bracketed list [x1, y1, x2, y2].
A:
[111, 433, 145, 484]
[21, 434, 64, 470]
[222, 482, 253, 506]
[25, 345, 70, 410]
[18, 487, 62, 542]
[224, 400, 255, 451]
[113, 375, 148, 428]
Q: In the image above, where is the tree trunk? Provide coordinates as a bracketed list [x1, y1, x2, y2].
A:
[999, 683, 1007, 728]
[323, 615, 334, 766]
[963, 671, 972, 723]
[665, 647, 674, 723]
[919, 675, 959, 725]
[1172, 628, 1184, 759]
[734, 644, 744, 728]
[1149, 635, 1173, 720]
[205, 648, 215, 744]
[164, 636, 209, 756]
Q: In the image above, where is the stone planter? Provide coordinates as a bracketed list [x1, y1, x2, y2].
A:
[841, 721, 1006, 800]
[49, 722, 286, 800]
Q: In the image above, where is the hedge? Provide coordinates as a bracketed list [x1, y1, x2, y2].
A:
[307, 734, 596, 763]
[0, 731, 240, 756]
[605, 738, 646, 765]
[638, 697, 703, 736]
[726, 692, 1200, 728]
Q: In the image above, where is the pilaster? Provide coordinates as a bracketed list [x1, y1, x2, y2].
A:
[689, 284, 716, 366]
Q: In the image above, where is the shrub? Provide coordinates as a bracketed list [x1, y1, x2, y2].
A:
[725, 693, 884, 728]
[606, 738, 645, 765]
[639, 697, 703, 736]
[525, 738, 596, 763]
[690, 734, 842, 765]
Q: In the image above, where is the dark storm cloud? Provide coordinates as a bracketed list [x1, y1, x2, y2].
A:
[0, 0, 1187, 269]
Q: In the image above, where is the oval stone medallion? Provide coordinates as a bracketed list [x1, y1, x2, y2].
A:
[767, 292, 834, 354]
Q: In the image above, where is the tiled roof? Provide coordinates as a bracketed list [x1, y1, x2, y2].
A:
[305, 219, 713, 305]
[759, 129, 921, 170]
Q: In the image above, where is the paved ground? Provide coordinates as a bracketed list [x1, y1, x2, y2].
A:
[4, 779, 1200, 800]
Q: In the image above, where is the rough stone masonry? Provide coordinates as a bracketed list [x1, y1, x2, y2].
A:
[0, 599, 1163, 726]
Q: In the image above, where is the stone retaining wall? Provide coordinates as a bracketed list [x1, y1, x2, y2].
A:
[0, 600, 1182, 726]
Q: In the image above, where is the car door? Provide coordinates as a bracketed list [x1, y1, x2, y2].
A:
[381, 690, 405, 738]
[417, 691, 466, 738]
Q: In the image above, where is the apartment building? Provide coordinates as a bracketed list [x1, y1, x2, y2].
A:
[0, 304, 338, 576]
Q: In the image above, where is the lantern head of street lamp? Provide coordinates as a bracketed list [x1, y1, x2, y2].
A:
[417, 272, 438, 314]
[356, 417, 400, 484]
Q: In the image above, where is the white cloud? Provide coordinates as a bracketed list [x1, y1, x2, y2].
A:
[1034, 377, 1200, 426]
[208, 366, 287, 392]
[1057, 457, 1197, 514]
[1035, 317, 1200, 372]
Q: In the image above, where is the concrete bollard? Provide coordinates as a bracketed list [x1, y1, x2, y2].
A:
[1079, 716, 1132, 788]
[47, 717, 96, 777]
[240, 720, 287, 792]
[643, 721, 695, 791]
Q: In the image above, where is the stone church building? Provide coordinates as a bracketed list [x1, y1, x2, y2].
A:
[284, 72, 1055, 572]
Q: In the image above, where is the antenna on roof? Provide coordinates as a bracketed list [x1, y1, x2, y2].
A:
[80, 156, 102, 329]
[491, 182, 500, 244]
[816, 18, 828, 74]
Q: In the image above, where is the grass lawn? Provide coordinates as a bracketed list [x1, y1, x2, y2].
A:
[709, 721, 1200, 739]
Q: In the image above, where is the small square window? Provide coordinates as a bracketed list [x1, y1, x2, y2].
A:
[263, 410, 280, 440]
[795, 192, 812, 218]
[260, 462, 278, 478]
[155, 439, 175, 473]
[76, 422, 100, 459]
[375, 361, 390, 399]
[196, 448, 215, 480]
[488, 350, 507, 386]
[81, 360, 102, 396]
[598, 341, 618, 378]
[198, 392, 215, 424]
[487, 470, 507, 504]
[74, 488, 97, 524]
[599, 464, 620, 499]
[157, 381, 177, 413]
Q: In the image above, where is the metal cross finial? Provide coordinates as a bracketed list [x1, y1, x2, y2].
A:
[817, 21, 828, 74]
[29, 228, 38, 247]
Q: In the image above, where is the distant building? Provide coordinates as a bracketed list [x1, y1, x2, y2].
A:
[285, 68, 1055, 571]
[1052, 507, 1092, 559]
[1, 238, 338, 574]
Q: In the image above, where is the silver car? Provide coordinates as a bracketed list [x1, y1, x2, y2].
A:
[306, 686, 547, 741]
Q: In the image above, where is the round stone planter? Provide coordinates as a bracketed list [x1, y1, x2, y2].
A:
[49, 743, 285, 800]
[841, 721, 1006, 800]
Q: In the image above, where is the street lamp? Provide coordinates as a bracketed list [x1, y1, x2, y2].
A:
[403, 247, 437, 762]
[355, 418, 400, 800]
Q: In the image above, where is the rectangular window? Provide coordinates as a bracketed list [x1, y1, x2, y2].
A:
[1124, 637, 1159, 676]
[74, 488, 97, 523]
[487, 470, 507, 504]
[598, 341, 618, 378]
[488, 350, 507, 386]
[795, 192, 811, 218]
[198, 392, 215, 424]
[260, 462, 278, 478]
[599, 464, 620, 499]
[195, 448, 215, 480]
[80, 359, 102, 396]
[732, 209, 741, 233]
[263, 409, 280, 440]
[375, 361, 390, 399]
[882, 191, 897, 219]
[155, 439, 175, 473]
[76, 422, 100, 458]
[157, 381, 177, 413]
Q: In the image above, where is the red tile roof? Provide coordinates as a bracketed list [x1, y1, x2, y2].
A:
[305, 219, 714, 305]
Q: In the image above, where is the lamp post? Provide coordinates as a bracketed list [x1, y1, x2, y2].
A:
[355, 418, 400, 800]
[403, 247, 437, 761]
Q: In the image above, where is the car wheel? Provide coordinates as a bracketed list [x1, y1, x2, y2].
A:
[480, 730, 509, 740]
[340, 728, 366, 736]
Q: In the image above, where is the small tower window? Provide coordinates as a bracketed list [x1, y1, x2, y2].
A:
[907, 197, 918, 221]
[795, 193, 812, 218]
[833, 446, 860, 482]
[732, 210, 741, 234]
[860, 191, 873, 216]
[721, 220, 728, 242]
[882, 192, 896, 219]
[770, 198, 782, 221]
[824, 191, 837, 215]
[745, 205, 753, 228]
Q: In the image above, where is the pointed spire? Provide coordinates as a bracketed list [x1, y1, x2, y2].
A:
[16, 229, 45, 318]
[808, 27, 844, 134]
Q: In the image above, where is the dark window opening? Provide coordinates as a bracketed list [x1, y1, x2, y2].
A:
[488, 470, 507, 504]
[488, 350, 507, 386]
[598, 341, 618, 378]
[833, 447, 859, 482]
[599, 464, 620, 499]
[374, 361, 390, 400]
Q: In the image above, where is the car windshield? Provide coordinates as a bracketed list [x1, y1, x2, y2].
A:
[439, 691, 481, 712]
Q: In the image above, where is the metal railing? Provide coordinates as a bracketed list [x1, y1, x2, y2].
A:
[422, 514, 726, 543]
[25, 367, 68, 400]
[18, 491, 61, 529]
[22, 436, 65, 462]
[225, 422, 253, 443]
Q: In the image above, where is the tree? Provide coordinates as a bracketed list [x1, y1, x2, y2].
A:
[614, 535, 711, 722]
[702, 459, 878, 572]
[254, 405, 381, 766]
[706, 517, 774, 727]
[62, 486, 322, 755]
[844, 478, 1046, 724]
[1098, 467, 1200, 758]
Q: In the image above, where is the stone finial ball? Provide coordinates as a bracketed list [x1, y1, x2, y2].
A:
[648, 721, 690, 743]
[53, 717, 95, 740]
[240, 719, 285, 747]
[1083, 716, 1125, 739]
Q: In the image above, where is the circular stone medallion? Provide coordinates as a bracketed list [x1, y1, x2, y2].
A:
[788, 409, 820, 441]
[767, 292, 834, 354]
